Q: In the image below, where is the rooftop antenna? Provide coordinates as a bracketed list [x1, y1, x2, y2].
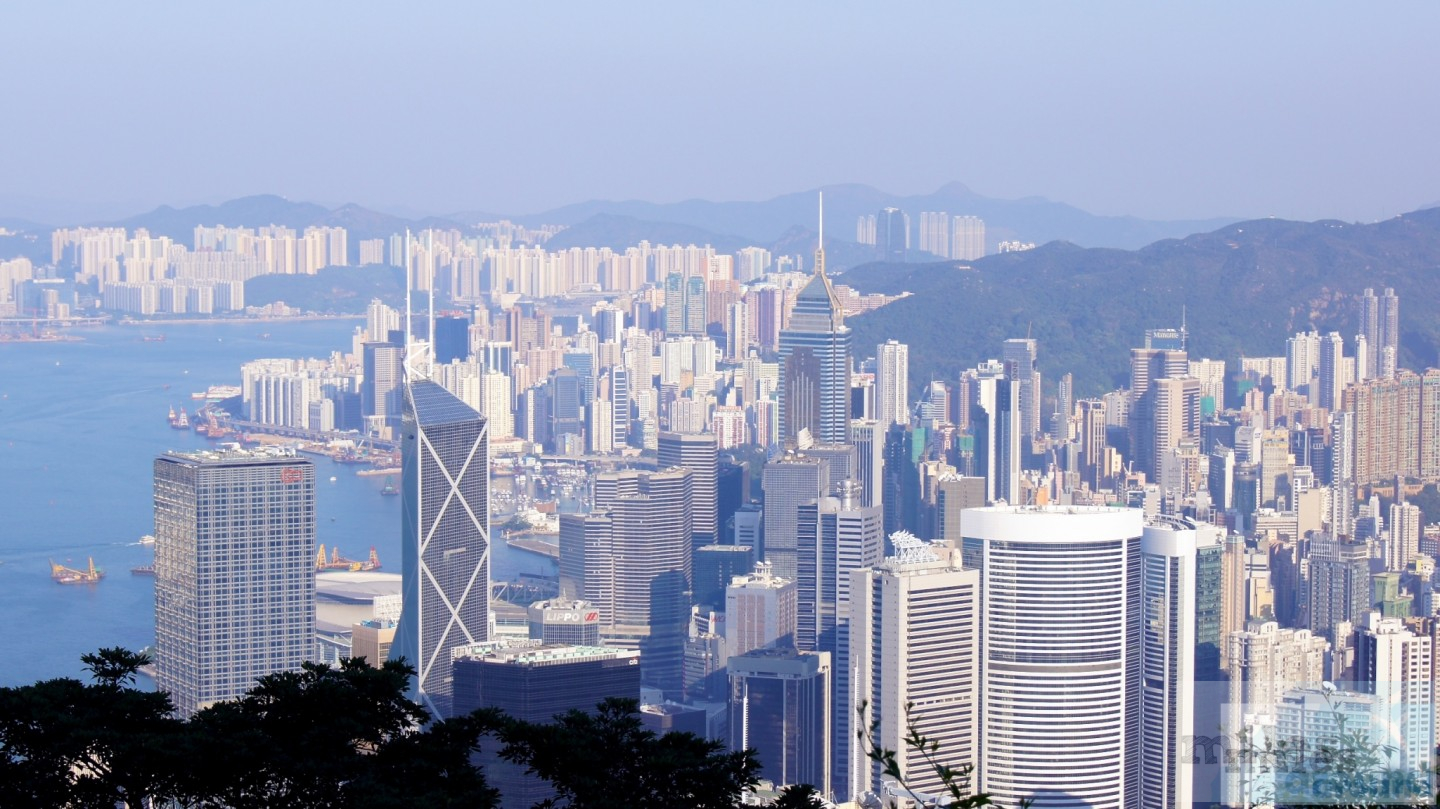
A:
[427, 228, 436, 378]
[404, 229, 414, 379]
[814, 191, 825, 277]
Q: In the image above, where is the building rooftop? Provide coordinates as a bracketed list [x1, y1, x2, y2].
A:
[455, 642, 640, 667]
[160, 445, 301, 465]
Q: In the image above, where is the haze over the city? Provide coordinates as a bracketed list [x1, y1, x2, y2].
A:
[2, 1, 1437, 225]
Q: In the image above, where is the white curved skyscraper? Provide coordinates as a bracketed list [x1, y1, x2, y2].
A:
[964, 505, 1143, 809]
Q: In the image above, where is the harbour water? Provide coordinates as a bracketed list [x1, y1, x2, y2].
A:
[0, 319, 553, 687]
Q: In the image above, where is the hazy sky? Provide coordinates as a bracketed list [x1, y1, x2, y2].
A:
[2, 1, 1436, 223]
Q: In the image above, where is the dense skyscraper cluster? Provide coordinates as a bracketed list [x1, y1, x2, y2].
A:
[129, 196, 1440, 809]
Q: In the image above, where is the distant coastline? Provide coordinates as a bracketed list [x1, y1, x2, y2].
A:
[115, 314, 365, 326]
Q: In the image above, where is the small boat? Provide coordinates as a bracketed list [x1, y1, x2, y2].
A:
[329, 476, 338, 483]
[380, 476, 399, 496]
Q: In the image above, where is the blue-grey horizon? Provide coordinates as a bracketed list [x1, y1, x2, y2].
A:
[1, 1, 1436, 225]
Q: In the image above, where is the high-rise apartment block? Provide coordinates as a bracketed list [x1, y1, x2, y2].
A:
[1345, 369, 1440, 485]
[952, 215, 985, 261]
[875, 339, 909, 426]
[153, 448, 316, 717]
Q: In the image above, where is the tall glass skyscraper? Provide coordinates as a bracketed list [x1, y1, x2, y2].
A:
[153, 448, 316, 717]
[392, 379, 490, 718]
[779, 199, 851, 447]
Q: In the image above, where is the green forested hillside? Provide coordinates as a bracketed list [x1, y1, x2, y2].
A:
[843, 208, 1440, 402]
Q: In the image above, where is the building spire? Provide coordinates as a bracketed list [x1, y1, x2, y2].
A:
[815, 190, 826, 276]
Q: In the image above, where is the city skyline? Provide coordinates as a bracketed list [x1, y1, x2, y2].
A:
[6, 5, 1440, 806]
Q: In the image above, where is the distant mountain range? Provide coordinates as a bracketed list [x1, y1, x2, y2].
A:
[100, 196, 468, 245]
[1, 183, 1239, 260]
[509, 182, 1236, 251]
[842, 206, 1440, 401]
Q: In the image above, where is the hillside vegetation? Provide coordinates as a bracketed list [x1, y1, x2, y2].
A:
[843, 208, 1440, 401]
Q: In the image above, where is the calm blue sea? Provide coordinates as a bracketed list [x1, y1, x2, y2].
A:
[0, 319, 550, 687]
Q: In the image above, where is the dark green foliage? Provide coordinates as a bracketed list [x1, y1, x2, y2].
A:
[0, 651, 497, 809]
[769, 783, 827, 808]
[0, 648, 183, 808]
[844, 208, 1440, 400]
[480, 696, 760, 809]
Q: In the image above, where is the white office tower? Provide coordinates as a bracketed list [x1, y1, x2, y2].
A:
[850, 534, 980, 804]
[1139, 517, 1200, 809]
[725, 561, 797, 658]
[1356, 612, 1434, 788]
[876, 339, 909, 426]
[963, 505, 1143, 808]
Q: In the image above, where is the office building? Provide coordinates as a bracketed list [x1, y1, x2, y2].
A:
[392, 380, 490, 718]
[935, 474, 985, 546]
[728, 648, 831, 797]
[352, 619, 397, 669]
[851, 534, 979, 803]
[1140, 517, 1201, 809]
[527, 598, 601, 646]
[963, 505, 1144, 808]
[1129, 347, 1189, 480]
[361, 341, 403, 433]
[659, 431, 719, 548]
[794, 482, 883, 800]
[778, 208, 852, 446]
[453, 644, 641, 809]
[725, 562, 797, 658]
[1002, 338, 1041, 440]
[761, 453, 829, 579]
[849, 419, 885, 509]
[1307, 535, 1372, 643]
[693, 543, 755, 608]
[599, 467, 694, 696]
[877, 207, 907, 262]
[876, 340, 909, 426]
[153, 448, 316, 717]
